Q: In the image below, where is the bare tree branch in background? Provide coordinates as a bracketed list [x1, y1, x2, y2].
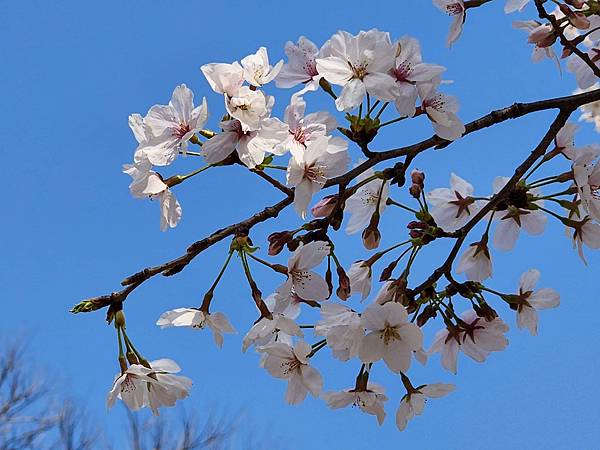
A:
[0, 340, 240, 450]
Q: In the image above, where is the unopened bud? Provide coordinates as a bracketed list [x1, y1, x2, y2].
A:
[336, 266, 351, 301]
[566, 0, 586, 8]
[312, 195, 338, 218]
[410, 169, 425, 186]
[473, 302, 498, 322]
[267, 231, 294, 256]
[409, 183, 422, 199]
[416, 305, 437, 327]
[559, 3, 590, 29]
[114, 310, 126, 329]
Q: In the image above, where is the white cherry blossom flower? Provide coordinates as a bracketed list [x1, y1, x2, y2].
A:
[418, 81, 465, 140]
[201, 62, 244, 96]
[315, 303, 364, 361]
[372, 281, 397, 305]
[241, 47, 283, 87]
[513, 21, 560, 69]
[427, 173, 481, 232]
[225, 86, 273, 132]
[576, 84, 600, 132]
[287, 135, 350, 218]
[396, 382, 455, 431]
[456, 240, 493, 281]
[316, 29, 398, 111]
[555, 122, 579, 159]
[568, 216, 600, 262]
[345, 169, 390, 235]
[505, 0, 530, 13]
[514, 269, 560, 335]
[140, 84, 208, 166]
[567, 49, 600, 90]
[276, 241, 331, 302]
[359, 302, 423, 373]
[433, 0, 465, 47]
[201, 118, 288, 168]
[145, 359, 193, 415]
[156, 308, 236, 348]
[107, 365, 155, 412]
[390, 36, 446, 117]
[347, 261, 372, 300]
[276, 36, 322, 93]
[428, 310, 509, 374]
[259, 340, 323, 404]
[323, 382, 388, 425]
[122, 156, 182, 231]
[492, 177, 547, 251]
[242, 313, 303, 352]
[573, 155, 600, 222]
[276, 95, 336, 157]
[107, 359, 192, 416]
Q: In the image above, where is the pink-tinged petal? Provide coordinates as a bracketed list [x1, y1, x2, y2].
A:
[285, 375, 309, 404]
[359, 331, 385, 363]
[421, 383, 455, 398]
[441, 339, 460, 374]
[395, 398, 413, 431]
[299, 365, 323, 397]
[528, 288, 560, 309]
[398, 324, 424, 351]
[519, 269, 540, 292]
[335, 78, 367, 112]
[361, 304, 388, 331]
[517, 305, 538, 335]
[382, 341, 412, 373]
[493, 218, 520, 251]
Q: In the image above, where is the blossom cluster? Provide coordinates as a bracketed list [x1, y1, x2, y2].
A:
[70, 4, 600, 432]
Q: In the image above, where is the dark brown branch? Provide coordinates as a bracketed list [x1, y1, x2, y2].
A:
[250, 169, 293, 195]
[74, 87, 600, 314]
[534, 0, 600, 79]
[412, 108, 574, 294]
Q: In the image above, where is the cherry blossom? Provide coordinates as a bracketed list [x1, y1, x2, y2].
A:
[428, 310, 509, 374]
[276, 36, 323, 93]
[390, 36, 446, 117]
[156, 308, 236, 348]
[456, 240, 493, 282]
[427, 173, 481, 232]
[359, 302, 423, 373]
[122, 156, 182, 231]
[242, 313, 303, 352]
[225, 86, 273, 132]
[201, 118, 288, 168]
[201, 62, 244, 97]
[513, 21, 560, 69]
[287, 135, 350, 218]
[568, 216, 600, 262]
[345, 169, 390, 235]
[573, 155, 600, 222]
[432, 0, 465, 47]
[347, 261, 373, 300]
[107, 359, 192, 416]
[514, 269, 560, 335]
[241, 47, 283, 87]
[316, 29, 398, 111]
[396, 382, 455, 431]
[139, 84, 208, 166]
[418, 80, 465, 140]
[555, 122, 579, 159]
[505, 0, 531, 14]
[277, 241, 331, 302]
[259, 341, 323, 404]
[323, 383, 388, 425]
[315, 303, 364, 361]
[576, 84, 600, 132]
[276, 96, 336, 157]
[492, 177, 547, 251]
[568, 49, 600, 90]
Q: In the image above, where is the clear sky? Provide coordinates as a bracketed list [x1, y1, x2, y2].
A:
[2, 0, 600, 448]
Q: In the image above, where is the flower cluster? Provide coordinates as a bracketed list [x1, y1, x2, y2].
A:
[70, 13, 600, 432]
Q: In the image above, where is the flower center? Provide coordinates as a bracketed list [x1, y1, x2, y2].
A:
[293, 127, 307, 144]
[446, 3, 463, 15]
[392, 61, 413, 82]
[381, 325, 400, 345]
[280, 359, 301, 376]
[349, 62, 369, 80]
[304, 164, 327, 183]
[173, 123, 191, 139]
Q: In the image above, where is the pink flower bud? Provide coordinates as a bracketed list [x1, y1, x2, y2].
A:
[311, 195, 338, 218]
[410, 169, 425, 186]
[267, 231, 293, 256]
[560, 4, 590, 30]
[409, 183, 422, 199]
[362, 226, 381, 250]
[528, 25, 556, 48]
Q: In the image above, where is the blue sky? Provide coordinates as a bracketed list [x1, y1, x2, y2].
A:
[2, 0, 600, 448]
